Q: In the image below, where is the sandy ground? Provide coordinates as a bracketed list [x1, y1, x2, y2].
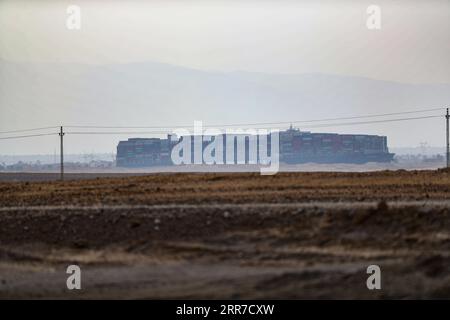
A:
[0, 170, 449, 299]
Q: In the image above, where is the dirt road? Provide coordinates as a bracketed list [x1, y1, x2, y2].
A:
[0, 170, 449, 299]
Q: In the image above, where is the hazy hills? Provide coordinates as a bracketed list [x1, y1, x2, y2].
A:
[1, 59, 449, 153]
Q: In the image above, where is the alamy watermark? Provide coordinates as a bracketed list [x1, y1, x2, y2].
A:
[66, 265, 81, 290]
[366, 5, 381, 30]
[170, 121, 280, 175]
[66, 5, 81, 30]
[366, 264, 381, 290]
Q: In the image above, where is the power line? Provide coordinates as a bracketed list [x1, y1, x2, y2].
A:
[301, 115, 442, 129]
[64, 115, 443, 135]
[216, 107, 445, 127]
[66, 131, 169, 135]
[64, 107, 445, 129]
[0, 133, 57, 140]
[0, 108, 445, 139]
[0, 126, 59, 135]
[0, 107, 444, 135]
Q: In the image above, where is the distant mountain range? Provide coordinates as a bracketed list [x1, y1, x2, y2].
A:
[1, 59, 449, 153]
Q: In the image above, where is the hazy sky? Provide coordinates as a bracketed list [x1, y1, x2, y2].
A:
[0, 0, 449, 156]
[1, 0, 449, 84]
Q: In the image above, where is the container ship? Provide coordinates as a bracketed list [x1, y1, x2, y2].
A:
[116, 128, 394, 167]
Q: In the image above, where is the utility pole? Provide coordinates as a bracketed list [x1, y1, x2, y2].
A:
[59, 126, 65, 181]
[446, 108, 449, 168]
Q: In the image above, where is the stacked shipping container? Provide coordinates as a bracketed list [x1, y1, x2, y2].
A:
[116, 128, 394, 167]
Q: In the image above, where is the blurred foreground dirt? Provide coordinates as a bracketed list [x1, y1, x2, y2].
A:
[0, 170, 449, 299]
